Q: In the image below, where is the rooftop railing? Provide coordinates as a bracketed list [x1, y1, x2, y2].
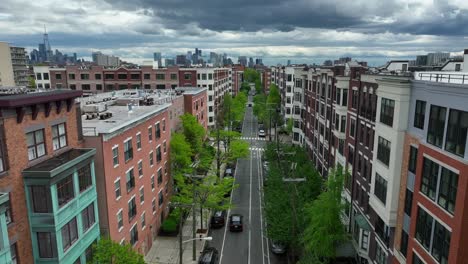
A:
[417, 72, 468, 85]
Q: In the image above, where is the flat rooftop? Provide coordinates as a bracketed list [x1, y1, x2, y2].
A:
[174, 87, 207, 95]
[80, 89, 173, 136]
[415, 71, 468, 85]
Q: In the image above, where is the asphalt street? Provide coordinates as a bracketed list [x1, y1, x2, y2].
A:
[208, 92, 286, 264]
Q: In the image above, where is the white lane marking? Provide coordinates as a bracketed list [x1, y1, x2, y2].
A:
[259, 149, 272, 264]
[257, 150, 266, 264]
[248, 144, 253, 264]
[219, 157, 240, 263]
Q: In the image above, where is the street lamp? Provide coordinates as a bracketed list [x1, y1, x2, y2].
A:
[183, 236, 213, 243]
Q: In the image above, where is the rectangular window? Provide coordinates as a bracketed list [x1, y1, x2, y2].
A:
[421, 158, 439, 201]
[55, 73, 62, 80]
[80, 73, 89, 80]
[117, 210, 123, 230]
[37, 232, 57, 258]
[95, 73, 101, 80]
[148, 127, 153, 141]
[130, 224, 138, 245]
[380, 98, 395, 127]
[52, 123, 67, 150]
[128, 197, 137, 221]
[126, 169, 135, 192]
[162, 119, 166, 132]
[156, 146, 162, 162]
[115, 179, 121, 199]
[415, 207, 451, 263]
[124, 139, 133, 162]
[158, 168, 163, 185]
[352, 90, 358, 109]
[105, 73, 114, 80]
[374, 173, 387, 205]
[438, 167, 458, 214]
[27, 129, 46, 160]
[141, 212, 146, 229]
[118, 73, 127, 79]
[78, 164, 92, 192]
[136, 134, 142, 149]
[342, 89, 348, 106]
[69, 73, 75, 80]
[149, 151, 154, 166]
[408, 146, 418, 173]
[377, 136, 391, 166]
[140, 187, 145, 204]
[61, 217, 78, 251]
[340, 116, 346, 133]
[163, 141, 167, 153]
[155, 123, 161, 139]
[10, 243, 18, 263]
[375, 217, 390, 246]
[151, 175, 155, 190]
[414, 100, 426, 129]
[184, 73, 191, 80]
[112, 147, 119, 166]
[375, 243, 387, 264]
[427, 105, 447, 148]
[350, 119, 356, 138]
[171, 73, 177, 80]
[156, 73, 165, 80]
[158, 191, 163, 206]
[445, 109, 468, 157]
[404, 189, 413, 216]
[81, 203, 95, 232]
[96, 84, 102, 90]
[30, 185, 52, 213]
[400, 230, 409, 257]
[57, 175, 74, 207]
[130, 74, 140, 80]
[138, 160, 143, 177]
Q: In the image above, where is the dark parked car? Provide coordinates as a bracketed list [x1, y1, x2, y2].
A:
[210, 211, 226, 228]
[229, 214, 243, 232]
[198, 247, 219, 264]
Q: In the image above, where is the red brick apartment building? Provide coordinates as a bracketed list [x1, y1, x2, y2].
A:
[0, 90, 92, 263]
[49, 66, 198, 94]
[392, 72, 468, 264]
[81, 90, 172, 255]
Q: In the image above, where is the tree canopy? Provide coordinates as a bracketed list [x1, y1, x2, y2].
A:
[170, 132, 193, 174]
[90, 239, 145, 264]
[180, 113, 205, 155]
[301, 168, 347, 261]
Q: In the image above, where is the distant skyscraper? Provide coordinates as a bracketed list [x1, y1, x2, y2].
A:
[92, 51, 119, 66]
[43, 25, 52, 62]
[165, 58, 175, 66]
[238, 56, 247, 66]
[248, 57, 254, 67]
[176, 55, 187, 66]
[255, 58, 263, 65]
[287, 59, 291, 66]
[153, 52, 162, 67]
[323, 60, 333, 66]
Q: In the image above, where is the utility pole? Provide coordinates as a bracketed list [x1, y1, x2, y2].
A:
[192, 169, 196, 261]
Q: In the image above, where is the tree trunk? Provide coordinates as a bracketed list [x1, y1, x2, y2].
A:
[200, 205, 203, 230]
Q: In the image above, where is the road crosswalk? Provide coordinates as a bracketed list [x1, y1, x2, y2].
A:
[239, 136, 267, 141]
[249, 147, 264, 151]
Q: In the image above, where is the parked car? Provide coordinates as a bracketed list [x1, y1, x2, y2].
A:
[270, 240, 287, 254]
[224, 167, 234, 177]
[258, 129, 266, 137]
[263, 161, 269, 172]
[198, 247, 219, 264]
[229, 214, 243, 232]
[210, 211, 226, 228]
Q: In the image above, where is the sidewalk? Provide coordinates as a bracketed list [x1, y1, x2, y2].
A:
[145, 209, 210, 264]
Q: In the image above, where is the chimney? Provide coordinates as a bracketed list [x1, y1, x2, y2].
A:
[464, 49, 468, 72]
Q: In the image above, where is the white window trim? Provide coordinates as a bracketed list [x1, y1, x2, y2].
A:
[417, 202, 453, 230]
[114, 177, 122, 201]
[124, 137, 132, 143]
[152, 198, 157, 215]
[422, 153, 460, 174]
[112, 145, 119, 168]
[138, 159, 143, 178]
[162, 118, 166, 133]
[149, 151, 154, 167]
[139, 186, 145, 205]
[412, 250, 427, 264]
[136, 132, 142, 151]
[158, 190, 163, 207]
[125, 166, 134, 174]
[164, 161, 168, 175]
[141, 211, 146, 230]
[151, 174, 155, 191]
[120, 238, 125, 245]
[163, 140, 167, 154]
[116, 208, 124, 232]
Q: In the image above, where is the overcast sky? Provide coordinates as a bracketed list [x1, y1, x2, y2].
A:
[1, 0, 467, 66]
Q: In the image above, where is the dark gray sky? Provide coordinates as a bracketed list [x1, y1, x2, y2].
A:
[1, 0, 467, 66]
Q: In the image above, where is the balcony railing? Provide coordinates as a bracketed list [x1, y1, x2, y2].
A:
[417, 72, 468, 85]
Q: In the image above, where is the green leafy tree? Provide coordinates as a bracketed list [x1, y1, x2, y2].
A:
[225, 139, 249, 164]
[240, 82, 251, 94]
[180, 113, 205, 155]
[28, 76, 36, 88]
[90, 239, 145, 264]
[301, 168, 347, 262]
[170, 133, 193, 174]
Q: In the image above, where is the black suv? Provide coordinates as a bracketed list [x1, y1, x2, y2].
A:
[210, 210, 226, 228]
[199, 247, 219, 264]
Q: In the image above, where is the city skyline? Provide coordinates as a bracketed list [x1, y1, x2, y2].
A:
[0, 0, 467, 66]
